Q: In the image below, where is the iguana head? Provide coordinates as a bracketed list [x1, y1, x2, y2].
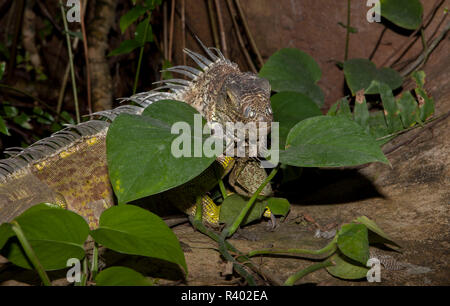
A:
[216, 72, 273, 130]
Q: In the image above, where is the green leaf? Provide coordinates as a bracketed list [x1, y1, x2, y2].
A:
[344, 59, 403, 95]
[0, 223, 14, 250]
[95, 266, 153, 286]
[134, 18, 153, 45]
[3, 105, 19, 118]
[108, 39, 141, 56]
[397, 91, 420, 128]
[2, 204, 89, 271]
[107, 100, 217, 204]
[411, 70, 426, 88]
[0, 116, 9, 136]
[259, 48, 324, 107]
[60, 111, 75, 124]
[280, 116, 389, 167]
[219, 194, 265, 225]
[355, 216, 400, 248]
[90, 205, 187, 273]
[415, 87, 434, 122]
[332, 97, 352, 119]
[377, 81, 403, 133]
[13, 113, 32, 130]
[271, 92, 322, 149]
[0, 61, 5, 81]
[266, 197, 290, 216]
[379, 0, 423, 30]
[337, 223, 369, 265]
[353, 92, 370, 130]
[326, 252, 369, 280]
[119, 5, 147, 33]
[367, 111, 390, 143]
[162, 59, 174, 80]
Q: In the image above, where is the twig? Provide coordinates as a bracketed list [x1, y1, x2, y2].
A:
[369, 27, 387, 60]
[382, 0, 444, 68]
[207, 0, 221, 49]
[234, 0, 264, 68]
[80, 0, 92, 117]
[168, 0, 175, 62]
[133, 15, 151, 94]
[36, 0, 64, 34]
[400, 20, 450, 77]
[344, 0, 351, 61]
[163, 1, 168, 60]
[0, 84, 57, 115]
[181, 0, 186, 65]
[60, 0, 80, 123]
[6, 0, 24, 81]
[225, 0, 257, 73]
[382, 111, 450, 156]
[214, 0, 228, 58]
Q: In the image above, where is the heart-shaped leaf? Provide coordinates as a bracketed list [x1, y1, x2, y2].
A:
[266, 197, 290, 216]
[355, 216, 400, 248]
[280, 116, 389, 167]
[378, 0, 423, 30]
[95, 266, 153, 286]
[344, 59, 402, 95]
[107, 100, 217, 204]
[271, 92, 322, 149]
[90, 205, 187, 273]
[337, 223, 369, 265]
[219, 194, 265, 225]
[259, 48, 324, 107]
[326, 252, 369, 280]
[1, 204, 89, 271]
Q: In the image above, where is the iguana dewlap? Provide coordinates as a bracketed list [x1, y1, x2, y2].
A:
[0, 40, 273, 228]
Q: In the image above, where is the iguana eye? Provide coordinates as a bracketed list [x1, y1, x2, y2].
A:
[244, 107, 255, 118]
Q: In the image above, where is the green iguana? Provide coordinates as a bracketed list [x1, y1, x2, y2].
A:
[0, 39, 273, 228]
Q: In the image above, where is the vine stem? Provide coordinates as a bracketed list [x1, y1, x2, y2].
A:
[10, 221, 51, 286]
[59, 0, 80, 124]
[223, 164, 280, 238]
[248, 237, 337, 258]
[133, 14, 151, 95]
[284, 259, 334, 286]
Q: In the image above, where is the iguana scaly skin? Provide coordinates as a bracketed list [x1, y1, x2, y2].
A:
[0, 40, 273, 228]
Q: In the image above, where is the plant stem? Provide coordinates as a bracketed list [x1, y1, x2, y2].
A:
[218, 178, 228, 199]
[133, 14, 150, 95]
[284, 259, 334, 286]
[190, 211, 256, 286]
[248, 237, 337, 258]
[91, 242, 99, 280]
[59, 0, 80, 124]
[344, 0, 351, 61]
[223, 164, 280, 238]
[11, 221, 51, 286]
